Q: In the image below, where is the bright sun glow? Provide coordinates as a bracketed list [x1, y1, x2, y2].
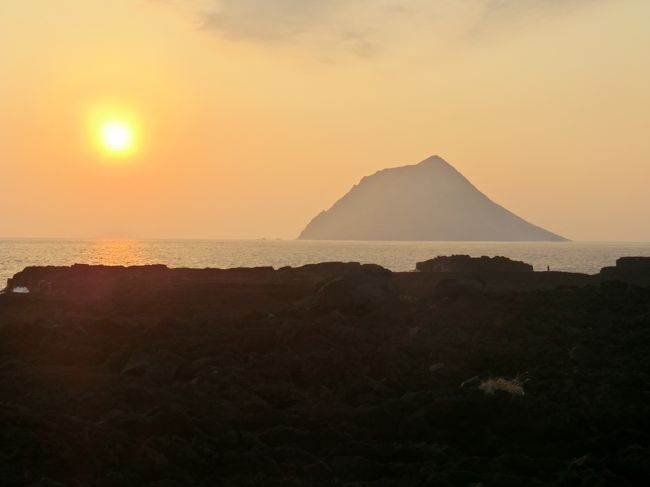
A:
[98, 120, 136, 156]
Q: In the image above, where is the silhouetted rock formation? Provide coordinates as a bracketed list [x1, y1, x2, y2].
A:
[299, 155, 566, 241]
[599, 256, 650, 285]
[1, 258, 650, 485]
[416, 255, 533, 273]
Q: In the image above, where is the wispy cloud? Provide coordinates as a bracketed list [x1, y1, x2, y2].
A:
[167, 0, 611, 52]
[201, 0, 344, 41]
[467, 0, 604, 35]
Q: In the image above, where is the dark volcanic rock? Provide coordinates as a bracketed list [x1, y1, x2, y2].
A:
[316, 266, 395, 314]
[1, 260, 650, 485]
[616, 257, 650, 271]
[599, 257, 650, 286]
[416, 254, 534, 273]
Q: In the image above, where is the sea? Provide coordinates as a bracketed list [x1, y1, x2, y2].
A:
[2, 239, 650, 288]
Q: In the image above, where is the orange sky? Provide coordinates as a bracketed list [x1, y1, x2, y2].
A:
[1, 0, 648, 240]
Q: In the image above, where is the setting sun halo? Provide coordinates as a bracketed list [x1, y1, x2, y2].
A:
[98, 120, 136, 156]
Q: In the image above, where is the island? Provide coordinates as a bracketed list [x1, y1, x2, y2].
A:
[299, 156, 567, 241]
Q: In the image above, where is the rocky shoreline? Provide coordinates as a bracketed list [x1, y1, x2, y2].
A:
[1, 256, 649, 486]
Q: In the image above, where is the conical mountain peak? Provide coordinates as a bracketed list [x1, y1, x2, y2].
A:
[418, 155, 448, 165]
[299, 155, 566, 242]
[413, 155, 462, 175]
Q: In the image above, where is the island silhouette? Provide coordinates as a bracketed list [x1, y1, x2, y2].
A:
[300, 155, 566, 241]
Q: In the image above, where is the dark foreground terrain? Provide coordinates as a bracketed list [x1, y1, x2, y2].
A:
[1, 257, 649, 486]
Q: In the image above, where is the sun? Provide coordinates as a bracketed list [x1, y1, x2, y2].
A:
[98, 119, 136, 156]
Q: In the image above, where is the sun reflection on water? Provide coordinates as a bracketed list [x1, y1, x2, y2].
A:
[81, 239, 152, 267]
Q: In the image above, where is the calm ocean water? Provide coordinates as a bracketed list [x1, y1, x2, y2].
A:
[2, 239, 650, 287]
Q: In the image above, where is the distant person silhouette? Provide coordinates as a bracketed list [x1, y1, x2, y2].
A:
[547, 265, 550, 271]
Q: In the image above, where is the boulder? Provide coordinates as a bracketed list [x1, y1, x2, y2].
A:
[121, 350, 182, 383]
[317, 273, 396, 314]
[417, 255, 533, 273]
[599, 257, 650, 285]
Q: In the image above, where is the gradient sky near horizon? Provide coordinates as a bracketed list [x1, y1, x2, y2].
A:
[1, 0, 648, 241]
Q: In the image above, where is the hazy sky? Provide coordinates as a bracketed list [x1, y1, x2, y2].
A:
[1, 0, 648, 240]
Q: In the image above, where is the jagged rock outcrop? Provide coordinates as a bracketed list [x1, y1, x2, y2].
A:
[299, 155, 566, 241]
[416, 255, 534, 273]
[599, 256, 650, 284]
